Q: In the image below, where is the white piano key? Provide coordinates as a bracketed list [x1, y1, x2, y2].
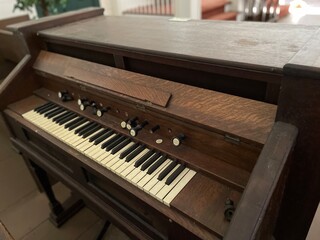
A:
[155, 168, 189, 201]
[104, 142, 135, 169]
[109, 142, 136, 171]
[149, 164, 180, 196]
[143, 159, 173, 192]
[163, 170, 196, 206]
[76, 128, 105, 152]
[117, 149, 150, 177]
[137, 159, 171, 189]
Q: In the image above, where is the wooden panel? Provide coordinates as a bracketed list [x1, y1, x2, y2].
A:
[0, 221, 14, 240]
[0, 15, 29, 30]
[0, 55, 40, 110]
[225, 122, 298, 240]
[38, 15, 318, 73]
[66, 66, 172, 107]
[287, 29, 320, 69]
[6, 8, 104, 58]
[33, 51, 276, 145]
[0, 30, 27, 63]
[275, 67, 320, 240]
[171, 174, 241, 238]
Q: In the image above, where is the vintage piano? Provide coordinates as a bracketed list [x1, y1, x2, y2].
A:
[1, 8, 319, 240]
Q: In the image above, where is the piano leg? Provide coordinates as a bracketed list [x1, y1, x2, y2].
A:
[29, 160, 84, 227]
[96, 220, 111, 240]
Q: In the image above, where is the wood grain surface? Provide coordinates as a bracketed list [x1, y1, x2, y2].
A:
[38, 15, 318, 73]
[33, 51, 276, 145]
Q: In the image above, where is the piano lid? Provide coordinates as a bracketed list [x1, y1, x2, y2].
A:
[37, 15, 319, 74]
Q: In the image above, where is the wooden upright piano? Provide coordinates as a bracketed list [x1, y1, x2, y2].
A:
[1, 8, 319, 240]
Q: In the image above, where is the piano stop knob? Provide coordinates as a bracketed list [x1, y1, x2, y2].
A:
[120, 119, 128, 129]
[172, 134, 185, 147]
[58, 90, 68, 99]
[224, 199, 235, 222]
[130, 121, 148, 137]
[96, 107, 110, 117]
[77, 97, 88, 106]
[61, 94, 73, 102]
[79, 101, 90, 111]
[126, 117, 138, 130]
[149, 125, 160, 133]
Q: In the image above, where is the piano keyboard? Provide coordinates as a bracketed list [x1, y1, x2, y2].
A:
[22, 102, 196, 206]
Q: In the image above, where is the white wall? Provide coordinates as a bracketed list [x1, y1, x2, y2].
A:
[0, 0, 36, 19]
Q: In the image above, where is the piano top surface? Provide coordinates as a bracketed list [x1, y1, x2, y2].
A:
[38, 15, 319, 74]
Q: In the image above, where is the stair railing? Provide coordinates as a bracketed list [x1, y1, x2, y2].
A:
[244, 0, 280, 21]
[122, 0, 175, 16]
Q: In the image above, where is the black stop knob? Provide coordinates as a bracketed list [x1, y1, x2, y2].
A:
[58, 90, 68, 99]
[79, 101, 90, 111]
[126, 117, 138, 130]
[96, 107, 110, 117]
[130, 121, 148, 137]
[77, 97, 88, 106]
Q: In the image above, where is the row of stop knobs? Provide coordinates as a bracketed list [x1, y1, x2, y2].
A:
[58, 91, 185, 146]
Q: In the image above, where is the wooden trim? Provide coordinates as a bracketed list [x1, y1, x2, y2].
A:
[0, 54, 39, 110]
[225, 121, 298, 240]
[0, 14, 29, 30]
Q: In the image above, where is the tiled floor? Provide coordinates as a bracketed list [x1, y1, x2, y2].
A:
[0, 116, 130, 240]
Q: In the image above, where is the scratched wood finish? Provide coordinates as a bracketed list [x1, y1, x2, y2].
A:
[33, 51, 276, 145]
[38, 15, 317, 73]
[286, 29, 320, 69]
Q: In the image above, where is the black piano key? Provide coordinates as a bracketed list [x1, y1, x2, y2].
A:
[43, 106, 61, 117]
[147, 155, 167, 175]
[119, 142, 139, 159]
[46, 108, 65, 119]
[82, 125, 102, 138]
[94, 130, 114, 145]
[125, 145, 146, 162]
[77, 122, 98, 136]
[38, 103, 57, 114]
[165, 164, 186, 185]
[67, 118, 86, 130]
[105, 136, 127, 152]
[157, 160, 178, 181]
[64, 116, 83, 128]
[111, 138, 131, 154]
[53, 111, 73, 123]
[140, 152, 161, 171]
[101, 134, 121, 149]
[89, 128, 108, 142]
[74, 121, 93, 134]
[34, 102, 53, 113]
[59, 113, 78, 125]
[134, 150, 155, 168]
